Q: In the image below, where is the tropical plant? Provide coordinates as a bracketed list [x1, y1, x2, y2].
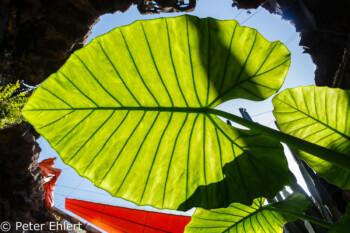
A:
[329, 203, 350, 233]
[0, 80, 29, 130]
[273, 86, 350, 190]
[185, 192, 322, 232]
[22, 15, 350, 231]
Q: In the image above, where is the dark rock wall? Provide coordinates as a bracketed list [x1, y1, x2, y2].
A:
[233, 0, 350, 89]
[138, 0, 196, 14]
[0, 0, 135, 85]
[0, 124, 55, 232]
[0, 0, 196, 86]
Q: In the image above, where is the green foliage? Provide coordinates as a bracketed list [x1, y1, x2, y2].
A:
[0, 81, 28, 129]
[22, 15, 292, 210]
[329, 203, 350, 233]
[185, 193, 311, 233]
[273, 86, 350, 190]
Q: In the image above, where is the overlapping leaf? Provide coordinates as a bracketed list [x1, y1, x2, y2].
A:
[273, 86, 350, 190]
[185, 192, 310, 233]
[329, 203, 350, 233]
[23, 15, 291, 210]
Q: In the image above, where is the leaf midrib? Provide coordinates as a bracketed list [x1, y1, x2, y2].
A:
[223, 205, 295, 232]
[224, 206, 264, 232]
[275, 98, 350, 142]
[23, 106, 212, 113]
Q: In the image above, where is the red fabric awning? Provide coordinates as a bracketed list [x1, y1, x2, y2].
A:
[39, 157, 61, 208]
[65, 198, 191, 233]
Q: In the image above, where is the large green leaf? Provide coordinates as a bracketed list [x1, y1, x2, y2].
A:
[23, 15, 291, 210]
[329, 203, 350, 233]
[273, 86, 350, 190]
[185, 192, 311, 233]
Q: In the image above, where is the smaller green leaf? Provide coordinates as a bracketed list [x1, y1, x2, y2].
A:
[330, 203, 350, 233]
[273, 86, 350, 190]
[185, 192, 310, 233]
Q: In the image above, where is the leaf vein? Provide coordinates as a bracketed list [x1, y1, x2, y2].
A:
[217, 22, 238, 100]
[74, 54, 122, 106]
[52, 110, 94, 148]
[67, 110, 115, 163]
[38, 110, 74, 130]
[82, 111, 130, 175]
[140, 22, 174, 107]
[205, 18, 211, 106]
[41, 86, 72, 108]
[186, 114, 200, 206]
[59, 71, 99, 107]
[275, 98, 350, 141]
[96, 39, 141, 106]
[186, 17, 202, 107]
[140, 112, 173, 203]
[164, 18, 188, 107]
[162, 113, 189, 207]
[119, 28, 160, 107]
[98, 112, 146, 186]
[115, 111, 161, 195]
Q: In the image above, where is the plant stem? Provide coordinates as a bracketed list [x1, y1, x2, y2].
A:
[263, 207, 332, 229]
[210, 108, 350, 171]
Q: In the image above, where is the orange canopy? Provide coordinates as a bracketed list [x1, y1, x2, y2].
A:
[38, 157, 61, 208]
[65, 198, 191, 233]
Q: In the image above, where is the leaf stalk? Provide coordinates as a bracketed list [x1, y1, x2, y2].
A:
[210, 108, 350, 171]
[263, 207, 332, 229]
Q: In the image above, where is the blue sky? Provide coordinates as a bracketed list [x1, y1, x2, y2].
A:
[37, 0, 316, 230]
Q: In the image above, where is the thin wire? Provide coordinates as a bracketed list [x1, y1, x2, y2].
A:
[53, 180, 84, 208]
[251, 110, 273, 117]
[234, 10, 243, 20]
[65, 179, 85, 198]
[55, 193, 71, 198]
[267, 120, 276, 126]
[64, 196, 121, 208]
[53, 180, 117, 209]
[286, 35, 297, 45]
[286, 33, 297, 43]
[285, 33, 298, 45]
[284, 32, 295, 43]
[56, 202, 65, 208]
[241, 8, 263, 25]
[54, 196, 113, 209]
[61, 167, 72, 171]
[56, 184, 110, 196]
